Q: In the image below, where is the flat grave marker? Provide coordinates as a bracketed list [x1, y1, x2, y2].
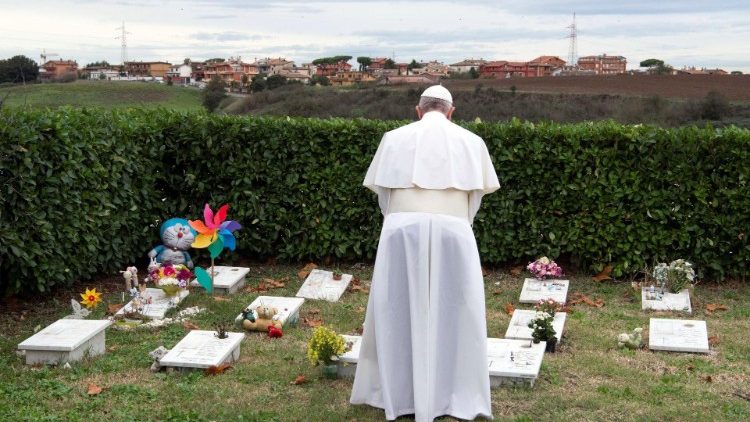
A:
[505, 310, 566, 344]
[17, 319, 112, 365]
[642, 288, 692, 313]
[337, 334, 363, 378]
[115, 288, 189, 320]
[296, 269, 352, 302]
[519, 278, 569, 304]
[649, 318, 709, 354]
[487, 338, 546, 387]
[234, 296, 305, 327]
[191, 266, 249, 294]
[158, 330, 245, 370]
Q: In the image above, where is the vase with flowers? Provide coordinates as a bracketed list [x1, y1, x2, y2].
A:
[527, 256, 563, 280]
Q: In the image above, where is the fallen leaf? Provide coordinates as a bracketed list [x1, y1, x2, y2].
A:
[213, 296, 230, 302]
[183, 321, 199, 330]
[246, 281, 269, 293]
[264, 278, 286, 289]
[510, 266, 523, 276]
[302, 317, 324, 328]
[291, 374, 307, 385]
[204, 363, 232, 376]
[492, 290, 502, 295]
[87, 383, 103, 396]
[705, 303, 729, 313]
[107, 303, 124, 315]
[504, 303, 515, 315]
[708, 335, 720, 346]
[298, 263, 318, 280]
[569, 292, 605, 308]
[592, 265, 613, 282]
[348, 278, 370, 293]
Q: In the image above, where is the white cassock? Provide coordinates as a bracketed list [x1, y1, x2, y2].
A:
[350, 111, 500, 421]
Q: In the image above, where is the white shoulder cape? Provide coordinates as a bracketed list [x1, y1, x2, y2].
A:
[363, 112, 500, 220]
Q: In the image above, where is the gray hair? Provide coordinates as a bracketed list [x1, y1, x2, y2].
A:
[418, 96, 452, 114]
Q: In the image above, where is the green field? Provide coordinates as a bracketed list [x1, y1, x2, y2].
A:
[0, 80, 202, 111]
[1, 264, 748, 421]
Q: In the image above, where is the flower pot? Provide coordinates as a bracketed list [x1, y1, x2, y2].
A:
[160, 285, 180, 297]
[545, 338, 557, 353]
[321, 363, 338, 379]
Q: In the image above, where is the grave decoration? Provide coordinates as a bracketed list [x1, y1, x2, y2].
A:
[643, 259, 696, 312]
[648, 318, 709, 354]
[296, 269, 352, 302]
[240, 302, 283, 336]
[506, 307, 566, 345]
[120, 266, 139, 291]
[189, 204, 242, 294]
[308, 326, 347, 379]
[145, 260, 194, 297]
[114, 262, 191, 323]
[617, 328, 643, 349]
[653, 259, 696, 293]
[235, 296, 305, 329]
[17, 319, 113, 365]
[149, 346, 170, 372]
[527, 256, 563, 280]
[64, 299, 91, 319]
[528, 308, 557, 353]
[147, 218, 196, 268]
[79, 288, 102, 309]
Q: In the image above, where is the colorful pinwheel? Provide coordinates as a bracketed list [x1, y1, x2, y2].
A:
[189, 204, 242, 293]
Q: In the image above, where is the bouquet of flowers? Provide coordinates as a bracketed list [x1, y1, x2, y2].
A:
[527, 256, 563, 280]
[147, 263, 194, 296]
[528, 310, 557, 344]
[307, 326, 346, 367]
[653, 259, 696, 293]
[535, 298, 562, 314]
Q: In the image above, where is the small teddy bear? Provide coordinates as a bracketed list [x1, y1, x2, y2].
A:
[617, 327, 643, 349]
[242, 304, 282, 332]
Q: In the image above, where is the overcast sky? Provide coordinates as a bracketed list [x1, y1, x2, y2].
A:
[1, 0, 748, 71]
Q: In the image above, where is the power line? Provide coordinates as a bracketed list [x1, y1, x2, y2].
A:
[566, 12, 578, 67]
[115, 22, 131, 64]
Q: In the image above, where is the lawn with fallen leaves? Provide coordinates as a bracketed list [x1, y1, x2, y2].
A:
[0, 264, 748, 421]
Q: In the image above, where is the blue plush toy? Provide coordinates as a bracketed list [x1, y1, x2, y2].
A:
[148, 218, 196, 268]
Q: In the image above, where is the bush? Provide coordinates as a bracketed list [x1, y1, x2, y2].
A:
[701, 90, 730, 120]
[1, 108, 749, 293]
[202, 77, 226, 112]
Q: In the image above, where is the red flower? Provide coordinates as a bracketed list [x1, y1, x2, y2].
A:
[162, 266, 176, 277]
[268, 326, 283, 338]
[177, 268, 193, 281]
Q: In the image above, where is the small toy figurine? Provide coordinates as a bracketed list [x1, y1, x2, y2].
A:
[148, 218, 196, 268]
[617, 328, 644, 349]
[120, 266, 139, 291]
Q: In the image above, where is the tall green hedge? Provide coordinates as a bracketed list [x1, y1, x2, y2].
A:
[1, 108, 749, 293]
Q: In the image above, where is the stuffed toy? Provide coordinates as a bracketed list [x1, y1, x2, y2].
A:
[242, 304, 282, 332]
[148, 218, 195, 268]
[617, 327, 643, 349]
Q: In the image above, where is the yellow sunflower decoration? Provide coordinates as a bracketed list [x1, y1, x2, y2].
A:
[80, 288, 102, 309]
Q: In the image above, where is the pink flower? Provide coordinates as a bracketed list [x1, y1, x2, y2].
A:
[177, 268, 193, 281]
[162, 266, 176, 277]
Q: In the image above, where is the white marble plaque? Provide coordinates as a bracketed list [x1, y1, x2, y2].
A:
[505, 310, 566, 344]
[296, 269, 352, 302]
[519, 278, 569, 304]
[339, 335, 363, 364]
[649, 318, 709, 353]
[159, 330, 245, 369]
[191, 266, 249, 294]
[115, 288, 189, 320]
[641, 288, 692, 313]
[234, 296, 305, 326]
[17, 319, 112, 365]
[487, 338, 545, 381]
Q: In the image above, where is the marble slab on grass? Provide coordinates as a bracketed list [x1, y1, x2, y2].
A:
[17, 319, 112, 365]
[296, 269, 352, 302]
[337, 335, 363, 379]
[191, 266, 249, 294]
[487, 338, 546, 387]
[641, 288, 692, 313]
[115, 288, 189, 320]
[234, 296, 305, 327]
[505, 310, 566, 344]
[519, 278, 569, 304]
[649, 318, 709, 354]
[158, 330, 245, 370]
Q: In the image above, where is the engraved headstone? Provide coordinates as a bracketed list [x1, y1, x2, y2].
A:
[487, 338, 546, 387]
[649, 318, 709, 354]
[296, 269, 352, 302]
[519, 278, 569, 304]
[191, 266, 249, 294]
[115, 288, 189, 320]
[17, 319, 112, 365]
[158, 330, 245, 370]
[234, 296, 305, 326]
[505, 310, 566, 344]
[641, 288, 691, 313]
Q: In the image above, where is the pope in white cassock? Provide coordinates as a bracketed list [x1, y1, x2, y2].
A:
[350, 85, 500, 421]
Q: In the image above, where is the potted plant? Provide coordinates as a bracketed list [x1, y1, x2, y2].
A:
[307, 326, 346, 379]
[332, 271, 343, 281]
[528, 309, 557, 353]
[653, 259, 696, 293]
[526, 256, 563, 280]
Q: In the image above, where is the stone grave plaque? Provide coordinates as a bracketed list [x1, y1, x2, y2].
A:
[234, 296, 305, 327]
[191, 266, 249, 294]
[641, 288, 692, 313]
[159, 330, 245, 370]
[519, 278, 569, 304]
[17, 319, 112, 365]
[337, 335, 363, 378]
[296, 269, 352, 302]
[649, 318, 709, 353]
[115, 288, 189, 320]
[505, 310, 566, 344]
[487, 338, 546, 387]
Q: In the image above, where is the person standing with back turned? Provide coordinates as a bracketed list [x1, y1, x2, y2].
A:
[350, 85, 500, 421]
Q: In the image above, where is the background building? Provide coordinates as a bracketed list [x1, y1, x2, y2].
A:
[124, 61, 171, 78]
[577, 54, 627, 75]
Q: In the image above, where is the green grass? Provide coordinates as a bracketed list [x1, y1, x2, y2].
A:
[0, 80, 202, 111]
[1, 264, 748, 421]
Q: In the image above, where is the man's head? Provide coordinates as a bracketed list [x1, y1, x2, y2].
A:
[416, 85, 455, 120]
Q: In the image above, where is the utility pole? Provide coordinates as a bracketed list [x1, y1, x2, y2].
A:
[115, 22, 131, 65]
[566, 12, 578, 68]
